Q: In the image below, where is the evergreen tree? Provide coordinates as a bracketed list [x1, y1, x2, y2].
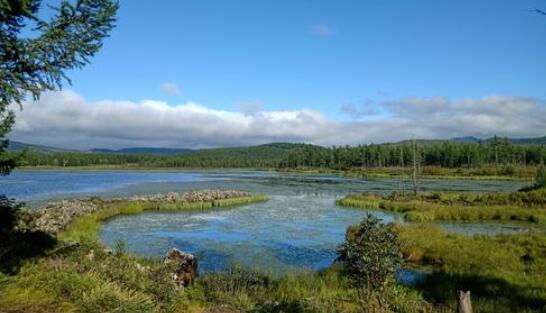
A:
[0, 0, 118, 175]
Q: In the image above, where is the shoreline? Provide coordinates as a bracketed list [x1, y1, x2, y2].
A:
[15, 165, 534, 181]
[23, 190, 269, 243]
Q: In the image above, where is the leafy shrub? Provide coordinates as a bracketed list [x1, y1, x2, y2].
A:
[337, 214, 403, 313]
[535, 166, 546, 188]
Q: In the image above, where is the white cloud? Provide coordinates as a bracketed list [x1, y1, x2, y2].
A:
[340, 99, 381, 118]
[309, 23, 334, 37]
[236, 100, 264, 116]
[160, 81, 181, 95]
[8, 91, 546, 149]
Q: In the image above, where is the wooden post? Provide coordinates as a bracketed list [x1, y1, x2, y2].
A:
[458, 290, 473, 313]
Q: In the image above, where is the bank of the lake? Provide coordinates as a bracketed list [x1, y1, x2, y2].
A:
[19, 164, 537, 181]
[1, 170, 544, 312]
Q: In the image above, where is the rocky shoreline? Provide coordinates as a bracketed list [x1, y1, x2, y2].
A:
[125, 190, 251, 202]
[25, 190, 254, 235]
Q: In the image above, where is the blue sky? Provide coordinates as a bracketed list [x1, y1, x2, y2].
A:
[67, 1, 546, 114]
[12, 0, 546, 149]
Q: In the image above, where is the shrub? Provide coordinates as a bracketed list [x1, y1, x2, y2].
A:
[535, 166, 546, 188]
[337, 214, 403, 313]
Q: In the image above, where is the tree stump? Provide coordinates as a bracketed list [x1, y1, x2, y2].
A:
[458, 290, 473, 313]
[164, 248, 198, 287]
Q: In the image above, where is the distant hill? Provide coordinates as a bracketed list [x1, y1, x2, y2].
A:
[501, 136, 546, 145]
[90, 147, 193, 155]
[451, 136, 480, 143]
[9, 135, 546, 158]
[398, 136, 546, 145]
[452, 136, 546, 145]
[188, 142, 318, 160]
[7, 141, 75, 153]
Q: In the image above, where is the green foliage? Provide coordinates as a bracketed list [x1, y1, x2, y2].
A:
[14, 140, 546, 178]
[0, 196, 57, 274]
[0, 239, 440, 313]
[396, 224, 546, 312]
[0, 242, 171, 313]
[337, 214, 403, 312]
[0, 0, 118, 175]
[535, 166, 546, 188]
[16, 142, 314, 168]
[0, 196, 20, 238]
[338, 188, 546, 224]
[278, 140, 546, 171]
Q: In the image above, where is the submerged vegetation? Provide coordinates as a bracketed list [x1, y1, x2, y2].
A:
[59, 193, 269, 243]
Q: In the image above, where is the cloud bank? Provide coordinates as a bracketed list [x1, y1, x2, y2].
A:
[9, 91, 546, 149]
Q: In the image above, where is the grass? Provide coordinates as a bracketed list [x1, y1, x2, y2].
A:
[0, 241, 444, 313]
[0, 191, 449, 313]
[60, 195, 269, 243]
[3, 188, 546, 312]
[395, 223, 546, 313]
[337, 188, 546, 224]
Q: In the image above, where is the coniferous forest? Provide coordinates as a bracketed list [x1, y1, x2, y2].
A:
[13, 138, 546, 171]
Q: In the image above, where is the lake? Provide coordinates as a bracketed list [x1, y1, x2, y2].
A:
[1, 169, 530, 274]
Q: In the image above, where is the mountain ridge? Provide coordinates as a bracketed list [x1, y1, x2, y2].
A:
[8, 135, 546, 155]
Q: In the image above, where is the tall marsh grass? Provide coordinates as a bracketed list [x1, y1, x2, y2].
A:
[337, 188, 546, 224]
[395, 223, 546, 312]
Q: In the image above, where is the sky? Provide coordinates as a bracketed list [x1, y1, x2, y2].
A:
[10, 0, 546, 149]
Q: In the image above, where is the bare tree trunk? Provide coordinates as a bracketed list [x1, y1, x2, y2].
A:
[412, 140, 419, 196]
[458, 290, 473, 313]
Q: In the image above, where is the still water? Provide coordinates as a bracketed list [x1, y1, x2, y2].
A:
[0, 170, 531, 274]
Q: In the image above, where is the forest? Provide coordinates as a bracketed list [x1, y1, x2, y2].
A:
[13, 138, 546, 171]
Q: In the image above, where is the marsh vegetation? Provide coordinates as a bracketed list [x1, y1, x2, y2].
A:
[1, 171, 545, 313]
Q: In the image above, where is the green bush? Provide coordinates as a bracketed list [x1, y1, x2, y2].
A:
[337, 214, 403, 313]
[535, 166, 546, 188]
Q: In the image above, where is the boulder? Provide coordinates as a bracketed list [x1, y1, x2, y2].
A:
[164, 248, 198, 287]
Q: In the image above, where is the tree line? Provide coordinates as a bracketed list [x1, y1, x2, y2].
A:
[12, 138, 546, 170]
[278, 138, 546, 170]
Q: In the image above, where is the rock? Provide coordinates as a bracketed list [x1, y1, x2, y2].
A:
[27, 190, 251, 236]
[33, 199, 101, 235]
[164, 248, 198, 287]
[127, 190, 251, 203]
